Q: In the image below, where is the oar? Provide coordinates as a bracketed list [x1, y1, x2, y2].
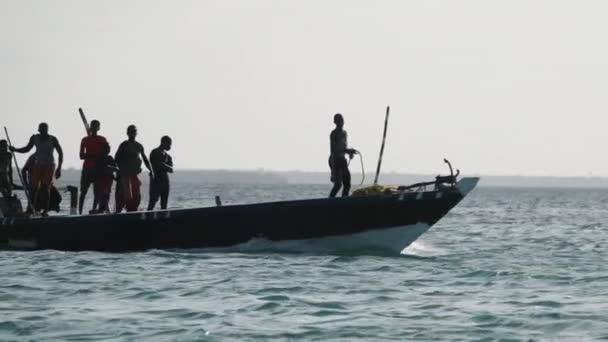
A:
[373, 106, 390, 185]
[79, 107, 91, 136]
[4, 127, 33, 210]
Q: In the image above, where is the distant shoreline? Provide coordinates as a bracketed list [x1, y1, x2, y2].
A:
[18, 169, 608, 189]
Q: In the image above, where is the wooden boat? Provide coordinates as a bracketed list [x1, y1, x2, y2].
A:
[0, 177, 478, 253]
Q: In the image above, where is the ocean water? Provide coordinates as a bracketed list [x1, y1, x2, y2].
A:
[1, 184, 608, 341]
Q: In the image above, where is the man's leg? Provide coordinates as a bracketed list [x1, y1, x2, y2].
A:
[79, 169, 91, 215]
[0, 188, 9, 201]
[0, 177, 9, 199]
[98, 191, 109, 213]
[160, 182, 169, 210]
[115, 179, 124, 213]
[121, 176, 132, 211]
[132, 176, 141, 211]
[31, 165, 41, 214]
[91, 179, 101, 213]
[126, 175, 141, 212]
[341, 167, 351, 197]
[91, 188, 99, 213]
[97, 179, 112, 213]
[330, 157, 348, 198]
[1, 177, 12, 199]
[123, 176, 135, 212]
[147, 181, 160, 211]
[329, 169, 343, 198]
[41, 165, 55, 215]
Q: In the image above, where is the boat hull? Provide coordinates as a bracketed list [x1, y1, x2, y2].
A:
[0, 178, 478, 252]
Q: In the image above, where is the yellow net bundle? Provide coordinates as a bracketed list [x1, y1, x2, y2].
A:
[351, 184, 399, 197]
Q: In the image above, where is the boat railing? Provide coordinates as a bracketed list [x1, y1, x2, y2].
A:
[397, 159, 460, 193]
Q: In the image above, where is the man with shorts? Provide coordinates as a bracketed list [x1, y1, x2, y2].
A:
[147, 136, 173, 210]
[329, 113, 357, 198]
[115, 125, 152, 212]
[79, 120, 108, 214]
[11, 123, 63, 216]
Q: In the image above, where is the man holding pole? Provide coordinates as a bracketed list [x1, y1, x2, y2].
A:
[78, 119, 108, 214]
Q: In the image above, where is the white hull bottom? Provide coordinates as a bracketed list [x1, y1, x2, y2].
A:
[217, 223, 432, 255]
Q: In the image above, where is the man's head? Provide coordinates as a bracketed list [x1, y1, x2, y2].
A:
[90, 120, 100, 134]
[127, 125, 137, 140]
[333, 113, 344, 129]
[0, 139, 7, 152]
[38, 122, 49, 135]
[160, 136, 172, 151]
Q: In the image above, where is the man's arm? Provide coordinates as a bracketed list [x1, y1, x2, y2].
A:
[8, 157, 13, 185]
[149, 149, 160, 170]
[79, 138, 87, 160]
[343, 131, 356, 157]
[165, 155, 174, 173]
[140, 144, 152, 173]
[10, 136, 35, 154]
[53, 137, 63, 179]
[115, 142, 124, 164]
[152, 150, 173, 173]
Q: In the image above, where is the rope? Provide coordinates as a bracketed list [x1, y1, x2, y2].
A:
[358, 151, 365, 186]
[347, 151, 365, 186]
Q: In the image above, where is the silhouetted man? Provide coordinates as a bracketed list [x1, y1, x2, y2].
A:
[11, 123, 63, 216]
[0, 140, 13, 199]
[147, 136, 173, 210]
[95, 144, 117, 214]
[115, 125, 152, 212]
[79, 120, 108, 214]
[329, 113, 356, 198]
[20, 155, 35, 213]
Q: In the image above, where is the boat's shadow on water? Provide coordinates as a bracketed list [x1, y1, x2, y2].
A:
[0, 246, 437, 260]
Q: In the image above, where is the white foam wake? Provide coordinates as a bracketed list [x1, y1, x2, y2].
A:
[207, 223, 432, 255]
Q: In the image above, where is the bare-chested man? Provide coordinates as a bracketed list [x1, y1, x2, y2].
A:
[115, 125, 152, 212]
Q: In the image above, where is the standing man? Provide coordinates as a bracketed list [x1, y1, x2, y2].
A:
[10, 122, 63, 215]
[147, 136, 173, 210]
[329, 113, 357, 198]
[115, 125, 152, 212]
[78, 120, 108, 214]
[0, 140, 13, 199]
[95, 144, 118, 214]
[21, 155, 35, 213]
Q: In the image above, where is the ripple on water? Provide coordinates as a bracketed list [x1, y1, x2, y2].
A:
[257, 295, 290, 302]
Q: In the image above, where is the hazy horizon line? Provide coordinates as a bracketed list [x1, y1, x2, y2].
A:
[55, 167, 608, 180]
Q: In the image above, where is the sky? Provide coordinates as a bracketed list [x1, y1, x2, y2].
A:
[1, 0, 607, 176]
